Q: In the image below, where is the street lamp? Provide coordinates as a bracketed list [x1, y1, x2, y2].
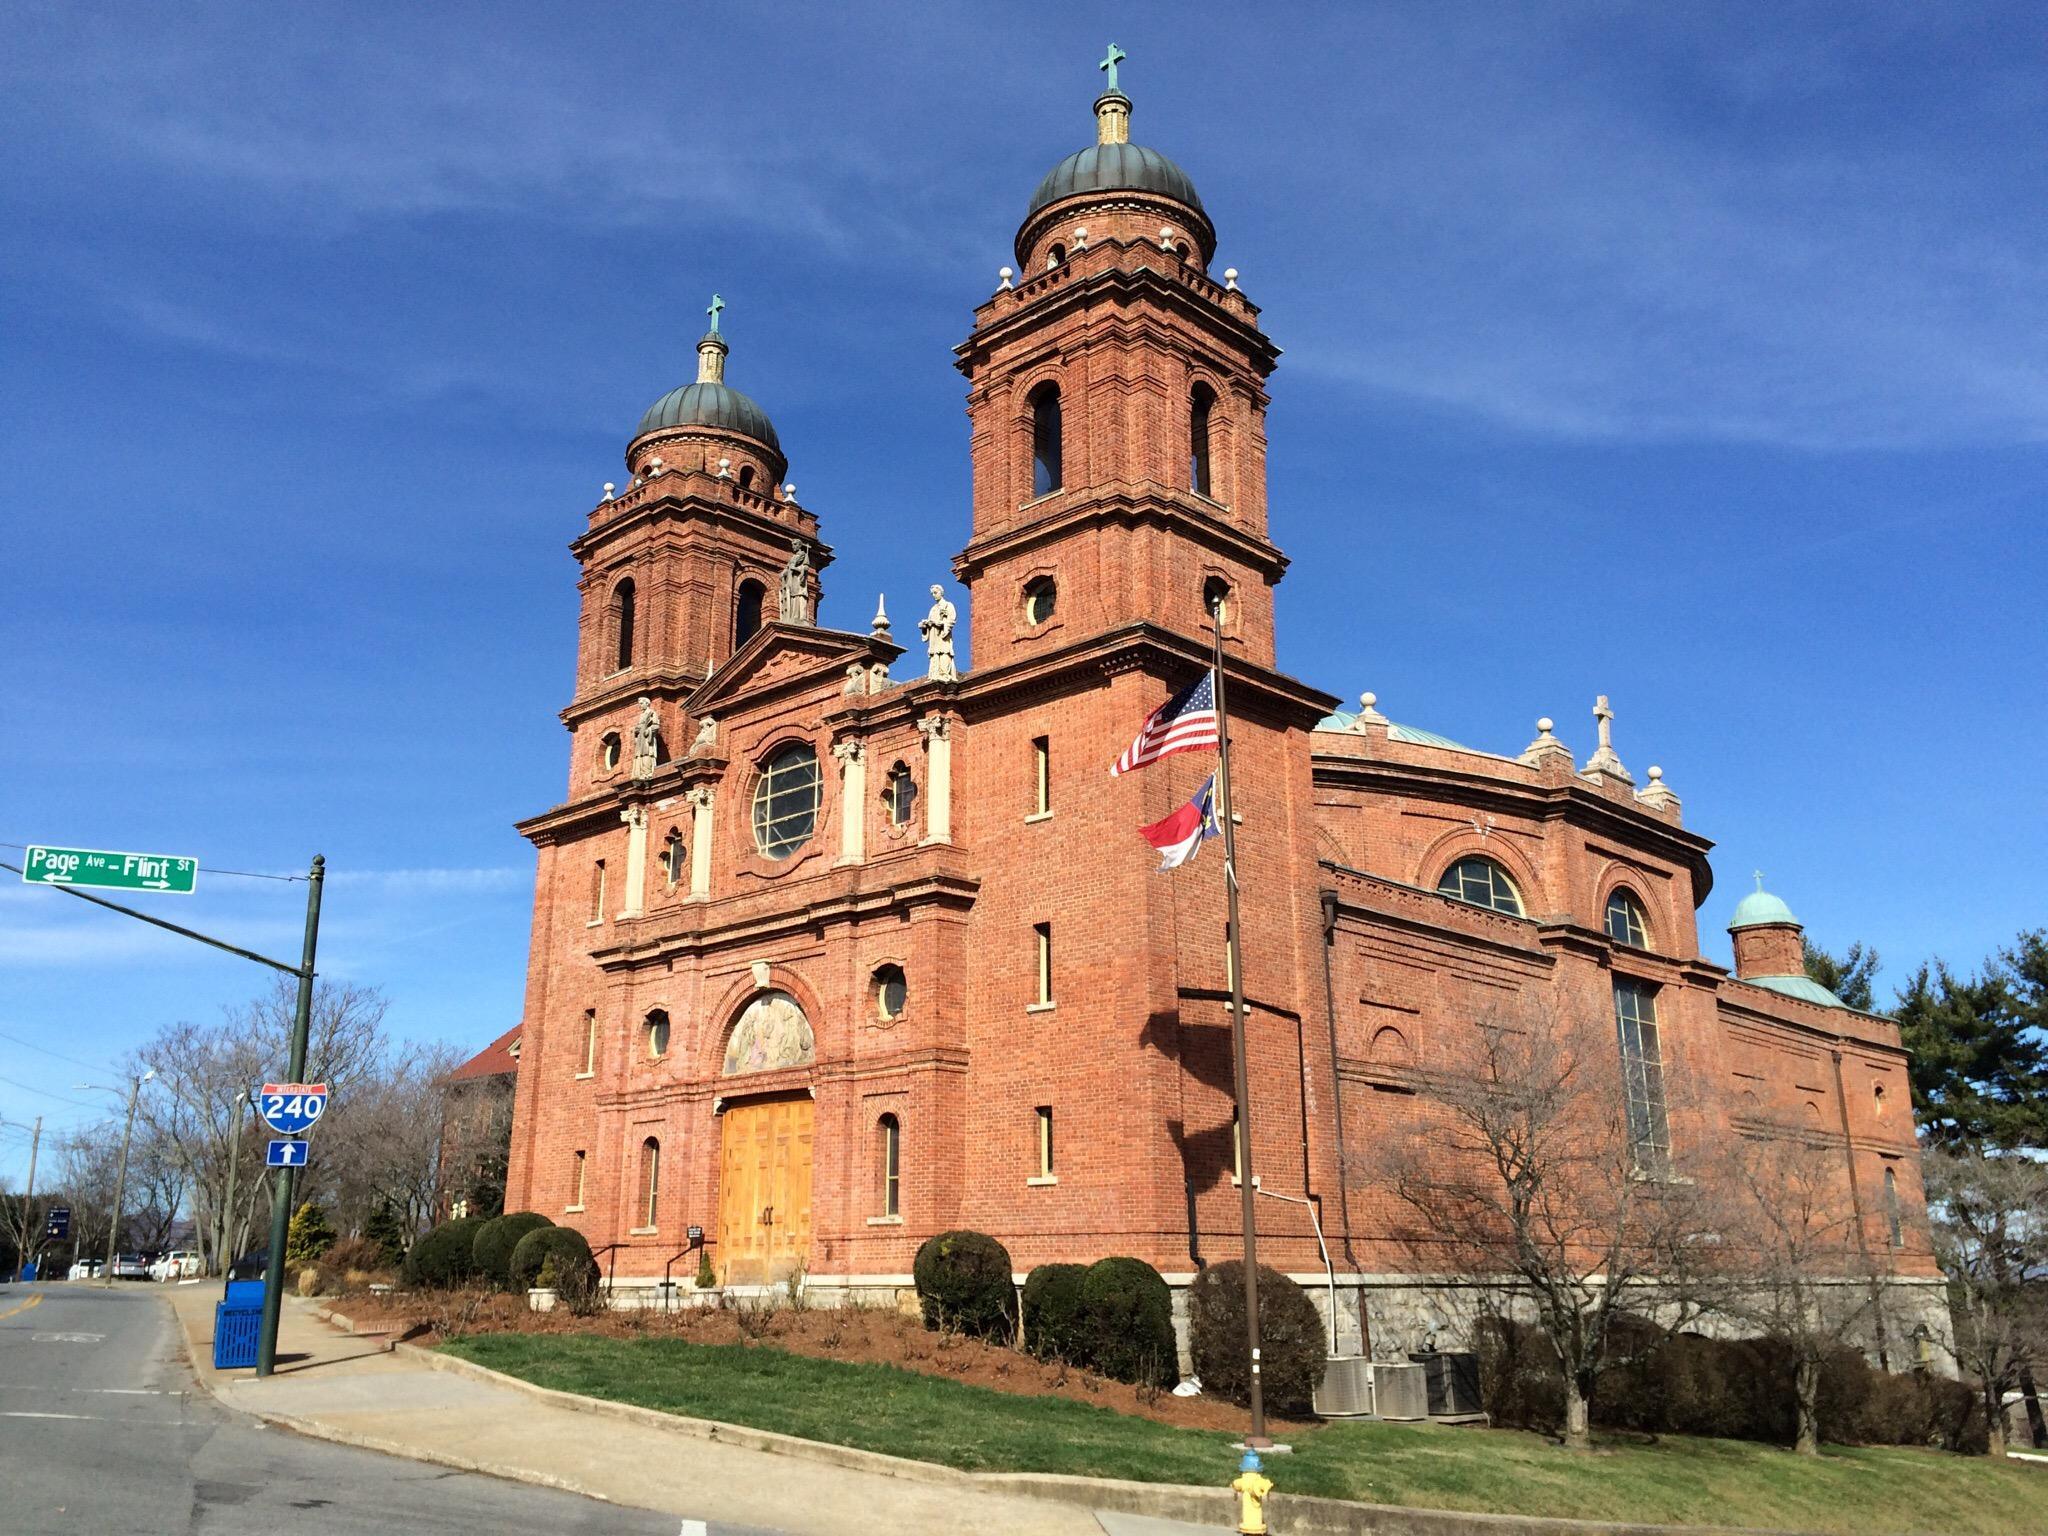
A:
[76, 1068, 155, 1288]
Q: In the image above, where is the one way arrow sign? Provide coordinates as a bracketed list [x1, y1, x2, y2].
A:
[265, 1140, 309, 1168]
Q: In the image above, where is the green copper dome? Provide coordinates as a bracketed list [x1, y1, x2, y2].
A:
[1027, 140, 1204, 220]
[633, 381, 781, 453]
[1729, 889, 1799, 931]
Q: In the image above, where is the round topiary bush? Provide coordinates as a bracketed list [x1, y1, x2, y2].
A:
[1021, 1263, 1089, 1362]
[1082, 1256, 1177, 1386]
[912, 1230, 1015, 1339]
[403, 1216, 485, 1288]
[1189, 1260, 1328, 1415]
[472, 1211, 552, 1289]
[510, 1224, 597, 1293]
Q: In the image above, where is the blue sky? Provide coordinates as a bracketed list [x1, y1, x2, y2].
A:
[3, 2, 2043, 1179]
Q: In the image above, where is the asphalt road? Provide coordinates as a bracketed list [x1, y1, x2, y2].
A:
[0, 1280, 779, 1535]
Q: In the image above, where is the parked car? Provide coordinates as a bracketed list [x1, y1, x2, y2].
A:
[150, 1250, 202, 1282]
[67, 1259, 105, 1281]
[110, 1252, 151, 1280]
[227, 1250, 269, 1282]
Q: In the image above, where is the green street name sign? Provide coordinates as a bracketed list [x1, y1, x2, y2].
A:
[22, 845, 199, 895]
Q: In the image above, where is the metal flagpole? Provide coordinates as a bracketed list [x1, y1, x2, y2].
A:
[1208, 596, 1268, 1444]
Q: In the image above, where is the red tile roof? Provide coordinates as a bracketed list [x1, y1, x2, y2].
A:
[444, 1024, 522, 1084]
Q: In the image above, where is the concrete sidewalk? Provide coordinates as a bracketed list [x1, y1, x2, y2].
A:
[165, 1285, 1223, 1535]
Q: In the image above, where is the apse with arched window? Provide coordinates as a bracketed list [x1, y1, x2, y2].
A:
[1436, 857, 1525, 916]
[611, 578, 636, 673]
[735, 578, 766, 649]
[1189, 382, 1216, 497]
[1029, 382, 1062, 496]
[877, 1114, 900, 1217]
[638, 1136, 660, 1229]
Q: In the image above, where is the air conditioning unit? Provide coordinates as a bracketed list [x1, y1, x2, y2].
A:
[1409, 1351, 1483, 1416]
[1371, 1361, 1430, 1420]
[1313, 1355, 1374, 1418]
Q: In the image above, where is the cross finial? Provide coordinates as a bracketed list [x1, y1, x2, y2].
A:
[1098, 43, 1126, 93]
[706, 293, 724, 334]
[1754, 869, 1766, 893]
[1593, 694, 1614, 751]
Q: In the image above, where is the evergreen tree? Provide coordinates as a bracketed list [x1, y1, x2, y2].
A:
[364, 1199, 409, 1266]
[1802, 937, 1880, 1013]
[284, 1201, 337, 1267]
[1894, 932, 2048, 1152]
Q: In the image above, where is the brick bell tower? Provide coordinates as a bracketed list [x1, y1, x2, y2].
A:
[952, 50, 1286, 665]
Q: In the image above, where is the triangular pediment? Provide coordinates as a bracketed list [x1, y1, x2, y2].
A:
[686, 622, 902, 715]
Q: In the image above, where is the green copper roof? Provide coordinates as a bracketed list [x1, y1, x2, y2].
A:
[1729, 889, 1799, 931]
[1027, 142, 1204, 219]
[1742, 974, 1848, 1010]
[633, 381, 782, 454]
[1314, 710, 1483, 754]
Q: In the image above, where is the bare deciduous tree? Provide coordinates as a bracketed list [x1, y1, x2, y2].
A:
[1923, 1145, 2048, 1456]
[1366, 993, 1704, 1449]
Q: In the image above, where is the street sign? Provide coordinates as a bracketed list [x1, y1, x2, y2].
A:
[20, 845, 198, 895]
[256, 1083, 329, 1136]
[44, 1206, 70, 1240]
[265, 1139, 309, 1168]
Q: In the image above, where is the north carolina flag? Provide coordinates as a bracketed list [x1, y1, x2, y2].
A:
[1140, 774, 1221, 871]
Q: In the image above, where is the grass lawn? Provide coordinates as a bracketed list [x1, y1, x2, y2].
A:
[441, 1333, 2046, 1536]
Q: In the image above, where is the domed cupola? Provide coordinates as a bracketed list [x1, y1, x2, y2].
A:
[1015, 46, 1216, 270]
[627, 296, 787, 487]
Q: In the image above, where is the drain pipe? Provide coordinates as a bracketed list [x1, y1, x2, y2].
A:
[1254, 1184, 1339, 1357]
[1319, 890, 1359, 1272]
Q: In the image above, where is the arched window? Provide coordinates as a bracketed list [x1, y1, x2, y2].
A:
[735, 579, 766, 648]
[1023, 576, 1057, 626]
[1436, 857, 1525, 916]
[1047, 242, 1066, 269]
[1613, 980, 1670, 1174]
[738, 465, 755, 491]
[660, 828, 685, 890]
[874, 963, 907, 1020]
[1202, 576, 1231, 624]
[644, 1009, 671, 1058]
[1030, 383, 1062, 496]
[877, 1114, 900, 1217]
[1190, 383, 1216, 497]
[597, 732, 622, 773]
[611, 579, 636, 673]
[1884, 1166, 1902, 1248]
[1604, 888, 1650, 948]
[752, 742, 821, 859]
[883, 762, 916, 827]
[639, 1136, 660, 1229]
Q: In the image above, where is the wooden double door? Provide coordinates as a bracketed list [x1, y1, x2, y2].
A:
[716, 1095, 813, 1285]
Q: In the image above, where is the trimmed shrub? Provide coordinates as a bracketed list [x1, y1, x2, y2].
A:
[473, 1211, 552, 1289]
[510, 1224, 597, 1293]
[1188, 1261, 1327, 1416]
[912, 1230, 1015, 1339]
[284, 1202, 337, 1268]
[1081, 1257, 1177, 1386]
[403, 1217, 485, 1288]
[1021, 1263, 1089, 1361]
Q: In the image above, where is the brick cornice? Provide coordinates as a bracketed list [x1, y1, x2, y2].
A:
[571, 480, 829, 566]
[958, 260, 1278, 379]
[952, 483, 1286, 585]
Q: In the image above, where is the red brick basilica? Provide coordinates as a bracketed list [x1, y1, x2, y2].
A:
[502, 59, 1946, 1358]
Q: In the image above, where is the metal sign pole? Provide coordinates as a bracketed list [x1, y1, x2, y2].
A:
[256, 856, 323, 1378]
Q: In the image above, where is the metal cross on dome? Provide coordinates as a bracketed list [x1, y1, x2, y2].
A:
[1099, 43, 1126, 92]
[706, 293, 724, 334]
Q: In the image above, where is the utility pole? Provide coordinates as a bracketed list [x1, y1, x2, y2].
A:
[13, 1116, 42, 1282]
[101, 1070, 155, 1287]
[257, 855, 324, 1376]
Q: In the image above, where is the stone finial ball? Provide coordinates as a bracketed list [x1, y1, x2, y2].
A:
[1538, 717, 1553, 733]
[1648, 765, 1664, 781]
[1225, 267, 1239, 281]
[1360, 692, 1377, 709]
[603, 482, 615, 494]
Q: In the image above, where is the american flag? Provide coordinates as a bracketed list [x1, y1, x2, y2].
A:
[1110, 670, 1220, 775]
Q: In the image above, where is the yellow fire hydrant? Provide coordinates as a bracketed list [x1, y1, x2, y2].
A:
[1231, 1448, 1274, 1535]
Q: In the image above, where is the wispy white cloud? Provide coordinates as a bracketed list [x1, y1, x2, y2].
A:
[326, 867, 527, 894]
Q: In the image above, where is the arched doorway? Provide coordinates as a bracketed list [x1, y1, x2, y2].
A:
[715, 990, 815, 1284]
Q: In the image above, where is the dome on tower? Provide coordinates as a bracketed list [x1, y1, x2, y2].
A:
[1729, 887, 1799, 931]
[1026, 140, 1204, 221]
[634, 375, 782, 453]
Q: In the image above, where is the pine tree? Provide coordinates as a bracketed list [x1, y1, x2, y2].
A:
[1802, 937, 1880, 1013]
[364, 1200, 408, 1266]
[284, 1201, 337, 1268]
[1894, 934, 2048, 1152]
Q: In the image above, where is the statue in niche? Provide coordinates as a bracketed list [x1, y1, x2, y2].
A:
[722, 990, 815, 1076]
[920, 584, 958, 682]
[630, 697, 661, 778]
[778, 540, 813, 625]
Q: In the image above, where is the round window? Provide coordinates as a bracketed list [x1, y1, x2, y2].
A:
[875, 964, 908, 1020]
[751, 742, 821, 859]
[1024, 577, 1056, 626]
[645, 1010, 671, 1058]
[598, 732, 622, 771]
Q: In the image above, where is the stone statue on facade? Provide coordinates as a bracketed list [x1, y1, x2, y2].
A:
[688, 715, 718, 754]
[920, 584, 958, 682]
[630, 696, 661, 778]
[778, 539, 813, 625]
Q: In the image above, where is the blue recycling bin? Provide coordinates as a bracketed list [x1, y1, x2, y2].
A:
[213, 1280, 266, 1369]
